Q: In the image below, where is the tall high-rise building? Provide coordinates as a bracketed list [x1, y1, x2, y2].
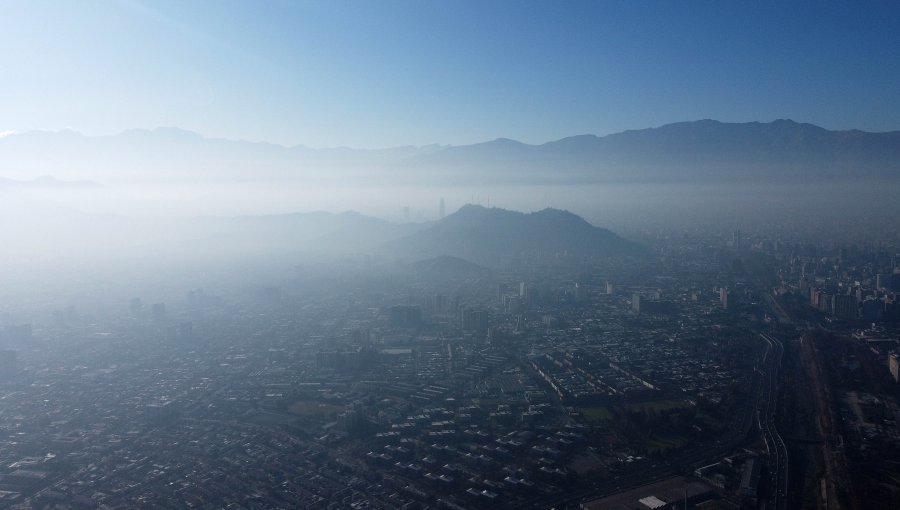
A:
[720, 287, 729, 309]
[817, 293, 832, 313]
[461, 307, 489, 332]
[573, 283, 583, 303]
[732, 230, 742, 249]
[504, 295, 523, 314]
[430, 294, 444, 314]
[832, 294, 858, 320]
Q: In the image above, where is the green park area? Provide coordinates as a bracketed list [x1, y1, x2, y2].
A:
[624, 398, 693, 414]
[578, 406, 615, 423]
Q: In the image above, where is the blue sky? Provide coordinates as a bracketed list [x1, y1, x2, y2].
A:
[1, 0, 898, 148]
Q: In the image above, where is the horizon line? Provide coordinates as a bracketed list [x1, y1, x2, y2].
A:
[3, 118, 897, 152]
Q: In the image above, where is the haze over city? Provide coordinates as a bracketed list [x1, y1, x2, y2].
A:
[1, 1, 900, 509]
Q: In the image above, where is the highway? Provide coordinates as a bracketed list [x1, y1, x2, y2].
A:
[759, 333, 788, 510]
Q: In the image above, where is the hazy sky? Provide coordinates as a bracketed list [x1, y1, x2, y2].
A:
[2, 0, 898, 148]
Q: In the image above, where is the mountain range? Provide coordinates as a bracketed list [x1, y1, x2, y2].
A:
[1, 119, 898, 184]
[385, 204, 643, 267]
[409, 119, 900, 183]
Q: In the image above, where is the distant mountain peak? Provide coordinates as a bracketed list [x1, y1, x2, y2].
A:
[451, 203, 501, 215]
[389, 205, 643, 267]
[532, 206, 578, 217]
[450, 204, 583, 222]
[491, 137, 526, 145]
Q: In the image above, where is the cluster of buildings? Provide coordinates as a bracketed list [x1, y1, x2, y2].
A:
[771, 242, 900, 323]
[0, 226, 821, 509]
